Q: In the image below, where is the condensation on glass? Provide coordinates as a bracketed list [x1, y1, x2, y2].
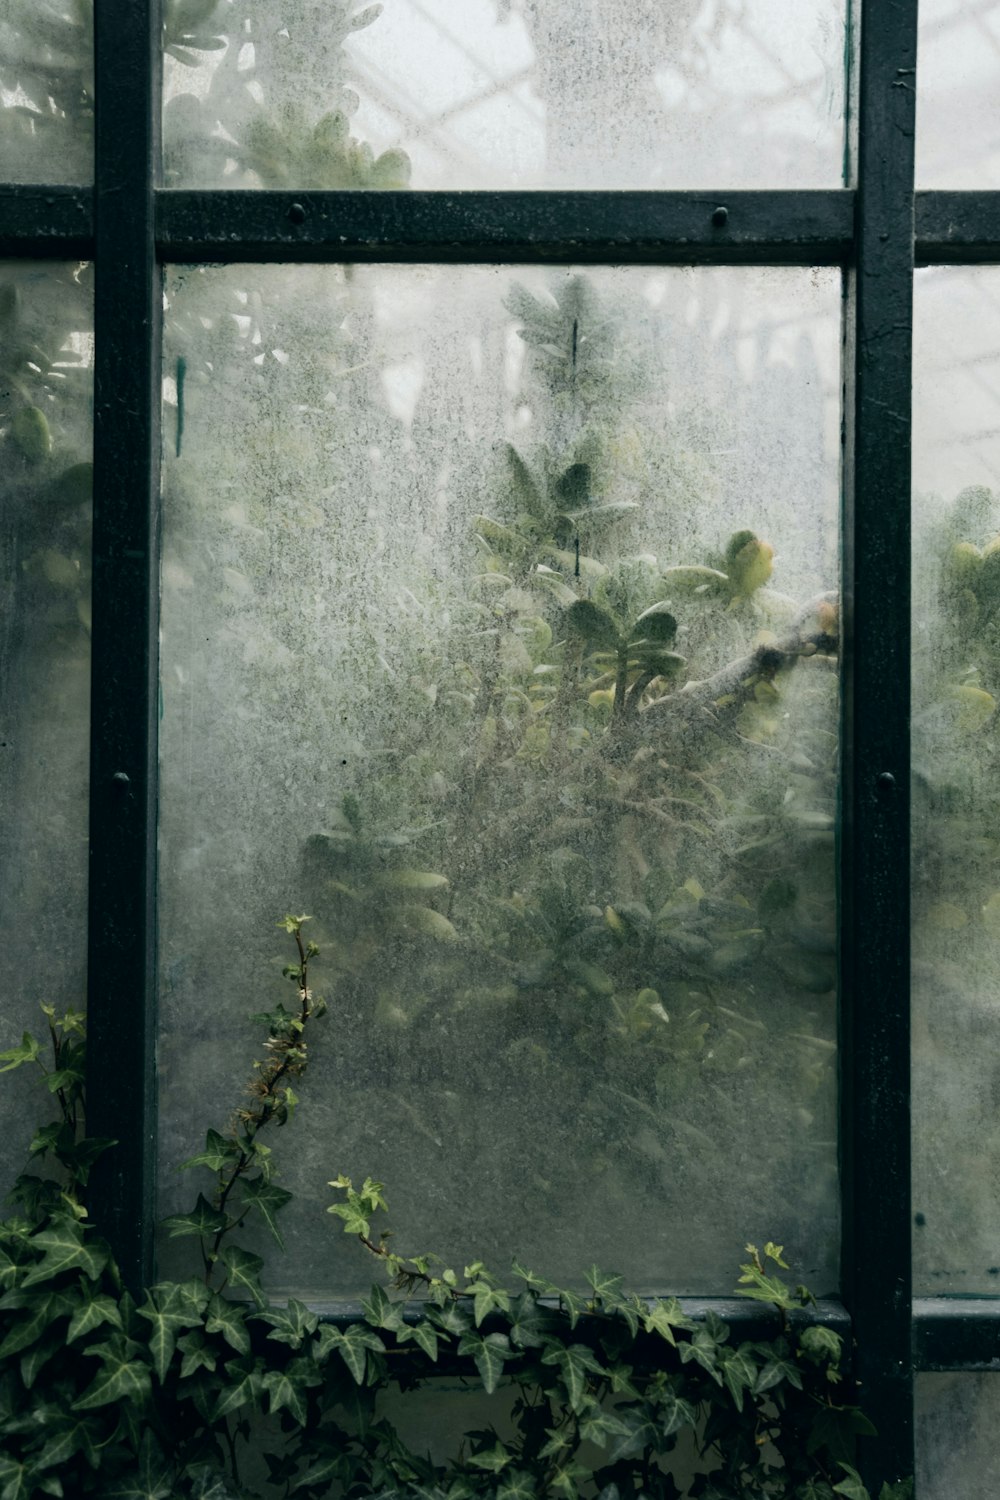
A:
[0, 2, 93, 184]
[158, 262, 842, 1296]
[162, 0, 848, 190]
[0, 263, 93, 1170]
[912, 267, 1000, 1292]
[916, 1374, 1000, 1498]
[917, 0, 1000, 188]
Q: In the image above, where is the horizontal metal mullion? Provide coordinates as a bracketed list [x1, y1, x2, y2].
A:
[914, 1299, 1000, 1370]
[301, 1297, 852, 1377]
[308, 1295, 852, 1335]
[0, 185, 93, 257]
[916, 191, 1000, 263]
[156, 188, 854, 264]
[5, 188, 1000, 268]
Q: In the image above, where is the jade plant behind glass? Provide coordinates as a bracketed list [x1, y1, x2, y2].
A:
[158, 262, 842, 1295]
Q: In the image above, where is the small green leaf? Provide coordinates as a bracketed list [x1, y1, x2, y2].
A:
[66, 1293, 122, 1344]
[315, 1324, 385, 1385]
[218, 1245, 265, 1308]
[205, 1293, 250, 1354]
[72, 1338, 153, 1410]
[397, 1320, 438, 1361]
[160, 1193, 229, 1239]
[181, 1129, 242, 1173]
[254, 1298, 318, 1350]
[239, 1177, 293, 1247]
[540, 1341, 604, 1411]
[458, 1331, 511, 1395]
[832, 1464, 871, 1500]
[21, 1224, 108, 1287]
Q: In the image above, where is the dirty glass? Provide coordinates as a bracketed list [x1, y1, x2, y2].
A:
[157, 262, 842, 1297]
[162, 0, 848, 191]
[912, 267, 1000, 1292]
[917, 0, 1000, 188]
[0, 2, 93, 185]
[0, 263, 93, 1173]
[916, 1374, 1000, 1498]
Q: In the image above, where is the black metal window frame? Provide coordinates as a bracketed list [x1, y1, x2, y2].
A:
[4, 0, 1000, 1488]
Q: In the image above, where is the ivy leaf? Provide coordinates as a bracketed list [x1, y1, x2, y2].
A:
[719, 1346, 758, 1412]
[0, 1288, 79, 1356]
[20, 1325, 65, 1389]
[469, 1279, 510, 1327]
[362, 1283, 407, 1334]
[205, 1293, 250, 1354]
[507, 1293, 550, 1350]
[832, 1464, 871, 1500]
[0, 1456, 31, 1500]
[606, 1409, 660, 1464]
[20, 1224, 108, 1287]
[66, 1292, 122, 1344]
[585, 1266, 624, 1305]
[497, 1472, 536, 1500]
[658, 1385, 699, 1437]
[468, 1442, 513, 1474]
[644, 1297, 694, 1346]
[755, 1352, 802, 1393]
[160, 1194, 229, 1239]
[428, 1301, 473, 1339]
[289, 1450, 354, 1493]
[137, 1280, 210, 1382]
[540, 1342, 604, 1412]
[396, 1320, 438, 1362]
[808, 1407, 878, 1464]
[239, 1177, 293, 1247]
[254, 1298, 318, 1350]
[32, 1414, 101, 1473]
[315, 1324, 385, 1385]
[799, 1325, 843, 1366]
[218, 1245, 265, 1309]
[103, 1430, 174, 1499]
[458, 1331, 511, 1395]
[181, 1129, 241, 1173]
[578, 1406, 632, 1448]
[72, 1337, 153, 1410]
[177, 1329, 217, 1379]
[211, 1355, 265, 1420]
[262, 1358, 322, 1426]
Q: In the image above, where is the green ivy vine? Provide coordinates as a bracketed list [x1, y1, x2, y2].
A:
[0, 918, 911, 1500]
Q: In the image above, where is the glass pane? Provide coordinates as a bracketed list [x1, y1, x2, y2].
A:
[158, 263, 842, 1297]
[162, 0, 848, 190]
[0, 263, 93, 1174]
[913, 267, 1000, 1292]
[0, 3, 93, 184]
[917, 0, 1000, 187]
[917, 1374, 1000, 1498]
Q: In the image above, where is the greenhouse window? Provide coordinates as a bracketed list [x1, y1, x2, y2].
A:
[1, 0, 1000, 1493]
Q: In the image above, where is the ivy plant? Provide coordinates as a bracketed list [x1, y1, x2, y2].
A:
[0, 919, 911, 1500]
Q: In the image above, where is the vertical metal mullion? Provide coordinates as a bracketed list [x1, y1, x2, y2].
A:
[87, 0, 161, 1290]
[840, 0, 918, 1487]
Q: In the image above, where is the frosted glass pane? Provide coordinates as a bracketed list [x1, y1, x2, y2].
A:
[917, 0, 1000, 187]
[162, 0, 847, 190]
[0, 3, 93, 184]
[917, 1374, 1000, 1498]
[158, 263, 842, 1297]
[0, 263, 93, 1174]
[913, 267, 1000, 1292]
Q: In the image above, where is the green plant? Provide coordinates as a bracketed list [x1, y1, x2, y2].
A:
[0, 919, 910, 1500]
